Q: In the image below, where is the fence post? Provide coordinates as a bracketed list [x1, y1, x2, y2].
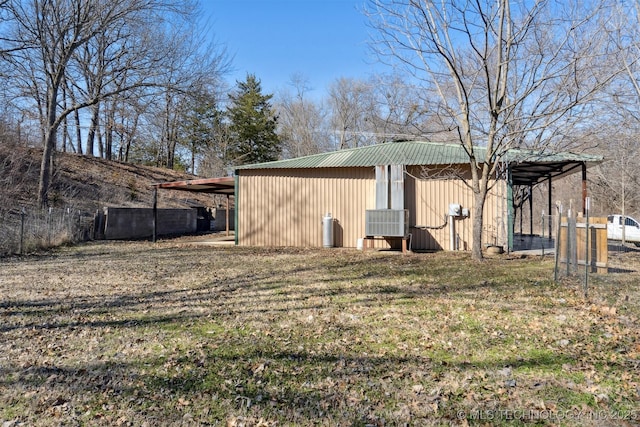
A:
[566, 208, 572, 277]
[584, 197, 590, 298]
[554, 203, 562, 282]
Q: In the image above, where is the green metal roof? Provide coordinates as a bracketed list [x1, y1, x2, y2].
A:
[235, 140, 602, 172]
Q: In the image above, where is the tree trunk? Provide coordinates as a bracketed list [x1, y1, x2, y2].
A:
[97, 127, 104, 158]
[167, 142, 174, 169]
[104, 105, 115, 161]
[472, 189, 487, 261]
[74, 109, 83, 155]
[105, 126, 112, 160]
[38, 129, 56, 208]
[37, 88, 60, 208]
[61, 116, 68, 152]
[86, 103, 100, 157]
[61, 85, 68, 152]
[122, 114, 138, 163]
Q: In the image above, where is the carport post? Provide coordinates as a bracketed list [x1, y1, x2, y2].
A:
[548, 175, 552, 240]
[226, 194, 230, 237]
[529, 185, 533, 236]
[582, 162, 587, 215]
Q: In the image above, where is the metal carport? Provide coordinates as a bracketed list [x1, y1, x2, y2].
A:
[152, 176, 235, 240]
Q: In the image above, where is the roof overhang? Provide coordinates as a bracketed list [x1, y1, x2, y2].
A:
[510, 160, 595, 187]
[153, 176, 235, 195]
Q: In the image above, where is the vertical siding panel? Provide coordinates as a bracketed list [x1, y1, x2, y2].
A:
[308, 173, 313, 246]
[350, 173, 358, 248]
[278, 174, 282, 245]
[321, 171, 326, 247]
[247, 175, 252, 245]
[251, 176, 262, 245]
[248, 175, 253, 246]
[252, 175, 257, 245]
[272, 175, 279, 245]
[282, 174, 286, 246]
[288, 174, 292, 246]
[339, 174, 346, 246]
[343, 174, 348, 246]
[255, 174, 261, 246]
[241, 176, 247, 245]
[320, 172, 325, 243]
[250, 174, 254, 245]
[342, 174, 347, 247]
[315, 174, 320, 246]
[268, 175, 274, 246]
[292, 174, 297, 246]
[304, 174, 310, 246]
[335, 172, 341, 246]
[289, 174, 294, 245]
[257, 174, 263, 246]
[238, 176, 243, 245]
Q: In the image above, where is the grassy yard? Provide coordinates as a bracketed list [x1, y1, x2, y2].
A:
[1, 240, 639, 426]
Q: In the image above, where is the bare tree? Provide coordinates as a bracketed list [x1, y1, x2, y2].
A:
[591, 131, 640, 243]
[197, 110, 232, 177]
[276, 74, 330, 158]
[278, 73, 431, 157]
[144, 17, 229, 170]
[364, 73, 431, 143]
[367, 0, 616, 260]
[115, 95, 144, 163]
[328, 77, 372, 149]
[586, 0, 640, 240]
[1, 0, 225, 207]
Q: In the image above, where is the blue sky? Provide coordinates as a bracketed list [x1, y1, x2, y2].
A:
[204, 0, 384, 98]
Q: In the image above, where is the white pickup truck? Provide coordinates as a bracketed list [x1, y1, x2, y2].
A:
[607, 214, 640, 246]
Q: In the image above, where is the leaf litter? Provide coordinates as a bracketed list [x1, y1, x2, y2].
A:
[0, 239, 639, 426]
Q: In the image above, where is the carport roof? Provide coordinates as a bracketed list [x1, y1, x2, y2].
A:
[152, 176, 234, 195]
[236, 140, 602, 187]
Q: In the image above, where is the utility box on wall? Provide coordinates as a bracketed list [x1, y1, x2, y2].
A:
[448, 203, 462, 217]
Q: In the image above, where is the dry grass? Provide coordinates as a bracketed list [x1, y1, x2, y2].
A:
[1, 240, 639, 426]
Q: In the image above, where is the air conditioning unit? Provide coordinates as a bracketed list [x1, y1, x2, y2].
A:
[365, 209, 409, 237]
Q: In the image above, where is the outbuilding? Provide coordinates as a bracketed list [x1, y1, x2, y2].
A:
[234, 140, 602, 252]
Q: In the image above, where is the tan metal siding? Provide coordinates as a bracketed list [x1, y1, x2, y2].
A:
[238, 165, 506, 250]
[238, 168, 377, 247]
[405, 165, 505, 251]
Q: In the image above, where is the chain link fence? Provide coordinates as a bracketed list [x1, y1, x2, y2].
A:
[550, 205, 640, 298]
[0, 206, 96, 256]
[513, 206, 640, 286]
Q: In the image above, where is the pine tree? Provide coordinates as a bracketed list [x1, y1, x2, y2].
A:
[227, 74, 281, 165]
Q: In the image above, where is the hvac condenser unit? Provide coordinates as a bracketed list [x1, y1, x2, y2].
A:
[365, 209, 409, 237]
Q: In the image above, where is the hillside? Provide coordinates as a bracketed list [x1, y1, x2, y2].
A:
[0, 143, 221, 213]
[0, 143, 227, 254]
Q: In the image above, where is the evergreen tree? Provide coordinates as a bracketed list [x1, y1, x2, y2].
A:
[227, 74, 281, 165]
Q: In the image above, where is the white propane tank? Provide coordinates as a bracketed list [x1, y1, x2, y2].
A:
[323, 213, 334, 248]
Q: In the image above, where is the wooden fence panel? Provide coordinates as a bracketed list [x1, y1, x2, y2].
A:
[558, 215, 608, 275]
